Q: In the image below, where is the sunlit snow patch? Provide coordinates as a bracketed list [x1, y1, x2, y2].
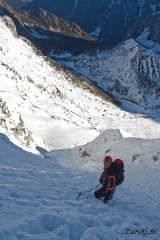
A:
[29, 27, 49, 39]
[119, 129, 133, 138]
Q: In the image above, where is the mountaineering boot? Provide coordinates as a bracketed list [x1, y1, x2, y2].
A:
[103, 197, 108, 204]
[109, 187, 116, 200]
[108, 195, 113, 200]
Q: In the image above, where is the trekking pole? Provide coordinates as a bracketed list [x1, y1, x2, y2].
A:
[77, 183, 101, 199]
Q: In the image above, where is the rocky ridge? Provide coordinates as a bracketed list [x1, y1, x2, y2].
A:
[22, 0, 160, 45]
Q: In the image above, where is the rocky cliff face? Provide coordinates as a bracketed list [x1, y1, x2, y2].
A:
[0, 97, 37, 152]
[23, 0, 160, 44]
[0, 0, 95, 40]
[0, 0, 97, 56]
[13, 8, 95, 41]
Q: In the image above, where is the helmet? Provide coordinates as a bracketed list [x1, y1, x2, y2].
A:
[104, 156, 112, 163]
[103, 156, 112, 168]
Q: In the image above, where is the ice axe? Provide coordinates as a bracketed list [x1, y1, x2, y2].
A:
[77, 184, 101, 199]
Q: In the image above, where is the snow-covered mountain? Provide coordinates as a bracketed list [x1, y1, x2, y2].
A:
[0, 15, 111, 152]
[0, 4, 160, 239]
[1, 16, 160, 154]
[22, 0, 160, 45]
[65, 39, 160, 120]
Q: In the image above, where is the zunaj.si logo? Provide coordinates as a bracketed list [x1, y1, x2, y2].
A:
[125, 227, 157, 236]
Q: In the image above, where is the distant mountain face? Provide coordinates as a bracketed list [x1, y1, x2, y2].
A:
[23, 0, 160, 44]
[123, 12, 160, 53]
[14, 8, 95, 41]
[0, 0, 97, 56]
[65, 39, 160, 119]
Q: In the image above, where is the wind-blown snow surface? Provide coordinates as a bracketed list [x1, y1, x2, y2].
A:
[1, 17, 160, 154]
[0, 130, 160, 240]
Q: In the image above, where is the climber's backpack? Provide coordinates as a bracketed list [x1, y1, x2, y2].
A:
[114, 159, 124, 185]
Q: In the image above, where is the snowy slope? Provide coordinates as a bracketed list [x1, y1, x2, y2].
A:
[65, 39, 160, 119]
[0, 16, 110, 152]
[0, 13, 160, 240]
[45, 129, 160, 170]
[1, 16, 160, 154]
[0, 129, 160, 240]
